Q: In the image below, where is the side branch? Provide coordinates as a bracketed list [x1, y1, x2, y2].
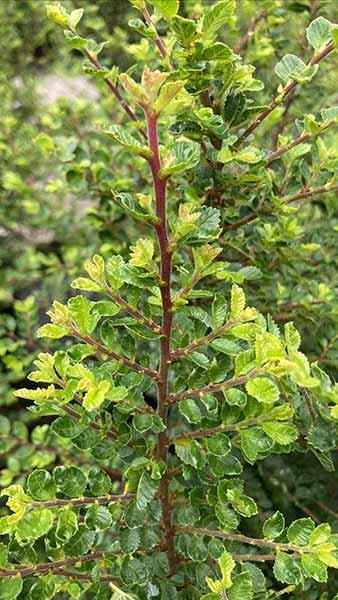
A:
[170, 320, 239, 359]
[176, 526, 299, 553]
[267, 120, 335, 165]
[223, 183, 338, 233]
[143, 8, 168, 61]
[71, 328, 159, 381]
[30, 494, 133, 509]
[0, 550, 110, 578]
[234, 42, 334, 147]
[106, 289, 160, 333]
[169, 370, 262, 403]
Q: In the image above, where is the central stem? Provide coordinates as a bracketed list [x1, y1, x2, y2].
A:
[147, 112, 176, 573]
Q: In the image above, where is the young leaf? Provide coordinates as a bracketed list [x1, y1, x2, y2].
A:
[202, 1, 236, 39]
[263, 511, 285, 540]
[306, 17, 333, 51]
[246, 378, 280, 404]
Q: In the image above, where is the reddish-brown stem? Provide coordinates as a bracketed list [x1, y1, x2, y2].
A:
[143, 8, 168, 60]
[234, 42, 334, 147]
[30, 494, 134, 509]
[170, 319, 239, 359]
[146, 113, 176, 574]
[235, 11, 267, 53]
[169, 369, 262, 403]
[171, 417, 259, 443]
[176, 526, 299, 553]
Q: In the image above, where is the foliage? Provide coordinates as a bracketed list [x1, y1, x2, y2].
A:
[0, 0, 338, 599]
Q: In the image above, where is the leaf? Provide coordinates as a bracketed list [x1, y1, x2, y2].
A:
[202, 1, 236, 39]
[234, 147, 265, 164]
[240, 427, 273, 463]
[192, 244, 222, 273]
[206, 433, 231, 457]
[159, 140, 200, 177]
[230, 285, 246, 318]
[171, 15, 197, 46]
[69, 8, 84, 30]
[0, 577, 23, 600]
[219, 550, 236, 588]
[130, 238, 154, 269]
[71, 277, 102, 292]
[215, 504, 239, 529]
[175, 439, 206, 468]
[212, 293, 227, 330]
[56, 508, 78, 544]
[120, 528, 141, 554]
[263, 511, 285, 540]
[179, 399, 202, 424]
[227, 489, 258, 517]
[306, 17, 333, 50]
[85, 505, 112, 531]
[211, 338, 241, 355]
[223, 388, 247, 407]
[309, 523, 331, 546]
[287, 518, 315, 546]
[64, 525, 96, 556]
[301, 554, 327, 583]
[46, 3, 70, 28]
[100, 124, 152, 158]
[136, 471, 158, 510]
[228, 572, 254, 600]
[275, 54, 318, 83]
[153, 81, 186, 114]
[262, 421, 298, 445]
[246, 377, 280, 404]
[284, 322, 301, 352]
[52, 415, 84, 439]
[83, 379, 111, 411]
[149, 0, 179, 21]
[27, 469, 56, 501]
[36, 323, 70, 339]
[54, 466, 87, 498]
[273, 551, 302, 585]
[16, 508, 53, 542]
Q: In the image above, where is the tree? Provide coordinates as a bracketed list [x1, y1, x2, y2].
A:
[0, 1, 338, 598]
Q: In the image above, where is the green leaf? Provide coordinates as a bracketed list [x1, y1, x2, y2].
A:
[240, 427, 273, 463]
[287, 518, 315, 546]
[230, 285, 245, 318]
[149, 0, 179, 21]
[46, 3, 70, 28]
[179, 399, 202, 424]
[275, 54, 318, 83]
[215, 504, 239, 529]
[246, 378, 280, 404]
[69, 8, 84, 30]
[120, 528, 140, 554]
[211, 293, 227, 330]
[227, 489, 258, 517]
[234, 147, 265, 164]
[211, 338, 241, 355]
[306, 17, 333, 50]
[54, 466, 87, 498]
[171, 16, 197, 46]
[27, 470, 56, 501]
[71, 277, 102, 292]
[136, 471, 158, 510]
[175, 439, 206, 468]
[262, 421, 298, 445]
[36, 323, 70, 339]
[301, 554, 327, 582]
[153, 81, 186, 114]
[223, 388, 247, 407]
[202, 1, 236, 39]
[159, 140, 200, 177]
[0, 577, 23, 600]
[309, 523, 331, 546]
[83, 379, 111, 411]
[284, 322, 301, 352]
[263, 511, 285, 540]
[56, 508, 78, 544]
[16, 508, 53, 542]
[273, 551, 302, 585]
[52, 415, 84, 439]
[64, 525, 96, 556]
[206, 433, 231, 457]
[228, 572, 254, 600]
[101, 124, 152, 158]
[130, 238, 154, 269]
[219, 550, 236, 588]
[85, 505, 112, 531]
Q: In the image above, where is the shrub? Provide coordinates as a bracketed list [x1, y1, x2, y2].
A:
[0, 1, 338, 599]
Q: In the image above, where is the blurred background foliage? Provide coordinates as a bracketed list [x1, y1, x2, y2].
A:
[0, 2, 337, 593]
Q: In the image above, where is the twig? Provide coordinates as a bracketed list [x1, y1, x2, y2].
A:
[234, 43, 334, 147]
[170, 320, 239, 360]
[169, 369, 262, 403]
[143, 8, 168, 61]
[235, 11, 267, 53]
